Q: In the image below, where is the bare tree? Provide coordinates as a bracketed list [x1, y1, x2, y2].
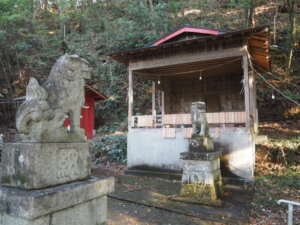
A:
[148, 0, 154, 12]
[286, 0, 297, 70]
[247, 0, 256, 28]
[273, 0, 279, 44]
[43, 0, 48, 12]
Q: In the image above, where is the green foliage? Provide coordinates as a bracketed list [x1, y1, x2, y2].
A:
[0, 0, 298, 125]
[283, 89, 300, 100]
[97, 121, 124, 135]
[92, 135, 127, 163]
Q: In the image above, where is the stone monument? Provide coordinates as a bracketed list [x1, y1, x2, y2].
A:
[0, 55, 114, 225]
[179, 102, 222, 205]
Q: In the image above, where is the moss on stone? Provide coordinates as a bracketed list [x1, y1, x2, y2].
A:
[1, 176, 11, 184]
[18, 176, 27, 184]
[180, 183, 219, 202]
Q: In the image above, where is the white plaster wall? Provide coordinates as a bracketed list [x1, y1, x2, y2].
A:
[127, 127, 255, 179]
[127, 128, 189, 172]
[210, 128, 255, 179]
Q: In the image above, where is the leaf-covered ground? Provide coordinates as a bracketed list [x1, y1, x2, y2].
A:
[249, 122, 300, 225]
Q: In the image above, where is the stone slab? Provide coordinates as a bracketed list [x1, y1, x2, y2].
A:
[182, 158, 220, 172]
[51, 196, 107, 225]
[182, 169, 221, 185]
[0, 176, 114, 219]
[180, 150, 222, 160]
[0, 213, 50, 225]
[0, 196, 107, 225]
[0, 142, 91, 189]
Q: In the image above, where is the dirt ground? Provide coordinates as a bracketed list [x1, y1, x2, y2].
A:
[93, 167, 217, 225]
[107, 197, 215, 225]
[92, 167, 253, 225]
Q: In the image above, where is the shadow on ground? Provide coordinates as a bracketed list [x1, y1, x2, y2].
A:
[93, 168, 253, 225]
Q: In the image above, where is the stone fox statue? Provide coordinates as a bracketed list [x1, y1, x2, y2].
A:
[16, 55, 91, 142]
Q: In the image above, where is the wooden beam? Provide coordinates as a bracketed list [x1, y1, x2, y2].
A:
[129, 47, 245, 71]
[128, 70, 133, 129]
[243, 53, 251, 131]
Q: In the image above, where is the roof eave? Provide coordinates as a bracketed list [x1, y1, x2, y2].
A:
[107, 25, 270, 67]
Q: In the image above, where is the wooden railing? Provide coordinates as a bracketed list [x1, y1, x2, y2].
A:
[131, 112, 246, 128]
[131, 112, 246, 138]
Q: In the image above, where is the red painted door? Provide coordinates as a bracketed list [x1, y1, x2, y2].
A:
[64, 95, 95, 139]
[80, 95, 95, 139]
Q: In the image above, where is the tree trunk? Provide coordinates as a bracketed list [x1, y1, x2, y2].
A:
[87, 0, 93, 7]
[28, 0, 34, 19]
[148, 0, 154, 12]
[273, 0, 279, 44]
[286, 0, 297, 71]
[43, 0, 48, 12]
[247, 1, 255, 28]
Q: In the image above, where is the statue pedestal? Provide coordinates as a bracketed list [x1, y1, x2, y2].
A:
[189, 135, 214, 152]
[0, 142, 91, 189]
[0, 142, 114, 225]
[179, 150, 222, 204]
[0, 177, 114, 225]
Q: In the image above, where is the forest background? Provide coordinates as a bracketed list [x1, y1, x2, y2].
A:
[0, 0, 299, 130]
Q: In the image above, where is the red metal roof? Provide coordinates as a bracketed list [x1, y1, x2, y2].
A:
[152, 25, 221, 46]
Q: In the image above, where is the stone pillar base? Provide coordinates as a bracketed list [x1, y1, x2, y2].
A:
[0, 177, 114, 225]
[179, 183, 222, 204]
[0, 142, 91, 189]
[179, 151, 222, 204]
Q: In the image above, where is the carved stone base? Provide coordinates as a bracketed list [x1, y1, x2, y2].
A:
[0, 177, 114, 225]
[189, 135, 214, 152]
[178, 183, 222, 205]
[180, 151, 222, 203]
[0, 142, 91, 189]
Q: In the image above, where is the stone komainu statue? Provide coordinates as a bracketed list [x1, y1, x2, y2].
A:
[16, 55, 91, 142]
[191, 101, 209, 137]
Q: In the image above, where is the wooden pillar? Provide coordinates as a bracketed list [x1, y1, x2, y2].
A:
[249, 71, 257, 133]
[152, 81, 156, 116]
[163, 79, 170, 114]
[253, 73, 258, 133]
[161, 91, 165, 116]
[243, 54, 251, 131]
[128, 70, 133, 129]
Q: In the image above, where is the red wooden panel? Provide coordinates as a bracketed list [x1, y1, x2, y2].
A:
[81, 95, 94, 139]
[63, 95, 95, 139]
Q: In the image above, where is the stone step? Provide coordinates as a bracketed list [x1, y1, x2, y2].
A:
[0, 177, 114, 225]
